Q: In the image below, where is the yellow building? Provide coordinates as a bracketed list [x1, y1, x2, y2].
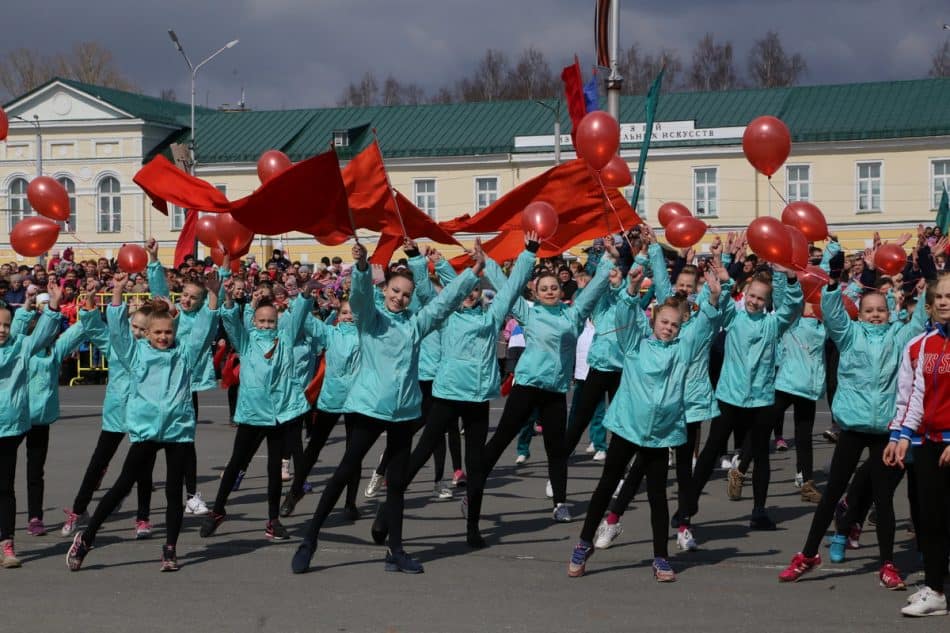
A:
[2, 77, 949, 264]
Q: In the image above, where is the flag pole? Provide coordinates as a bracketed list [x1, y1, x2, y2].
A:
[372, 128, 409, 239]
[331, 139, 360, 243]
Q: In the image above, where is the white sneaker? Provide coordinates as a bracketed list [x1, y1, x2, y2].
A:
[585, 442, 596, 454]
[364, 472, 384, 498]
[545, 480, 553, 498]
[731, 454, 740, 469]
[593, 519, 623, 549]
[901, 587, 948, 617]
[612, 478, 625, 499]
[281, 459, 292, 482]
[434, 481, 453, 500]
[593, 450, 607, 462]
[908, 586, 927, 604]
[668, 449, 674, 467]
[794, 472, 804, 489]
[185, 492, 209, 515]
[676, 528, 698, 551]
[720, 456, 733, 470]
[552, 503, 571, 522]
[515, 454, 528, 465]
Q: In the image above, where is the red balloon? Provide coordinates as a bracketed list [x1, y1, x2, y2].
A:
[599, 155, 632, 188]
[874, 243, 907, 277]
[742, 115, 791, 177]
[521, 201, 558, 240]
[9, 217, 60, 257]
[786, 225, 809, 270]
[576, 111, 620, 171]
[27, 176, 70, 222]
[781, 201, 828, 242]
[210, 246, 243, 273]
[0, 107, 8, 141]
[799, 265, 830, 303]
[216, 214, 254, 255]
[195, 215, 219, 249]
[257, 150, 292, 184]
[657, 202, 691, 228]
[664, 216, 707, 248]
[117, 244, 148, 274]
[748, 216, 792, 264]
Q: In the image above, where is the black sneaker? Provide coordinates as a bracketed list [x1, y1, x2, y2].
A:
[291, 540, 315, 574]
[466, 526, 486, 549]
[280, 491, 303, 518]
[199, 511, 225, 538]
[343, 504, 361, 522]
[66, 531, 90, 571]
[160, 545, 179, 572]
[265, 519, 289, 541]
[384, 549, 424, 574]
[371, 511, 388, 545]
[750, 511, 777, 531]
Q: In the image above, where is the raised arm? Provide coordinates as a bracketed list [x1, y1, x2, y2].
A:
[349, 242, 380, 333]
[570, 246, 617, 324]
[281, 291, 315, 339]
[144, 237, 169, 298]
[488, 235, 538, 328]
[414, 258, 481, 339]
[51, 319, 90, 363]
[641, 226, 672, 302]
[614, 266, 652, 352]
[892, 281, 929, 348]
[106, 302, 134, 370]
[681, 269, 723, 359]
[819, 282, 854, 348]
[771, 269, 804, 336]
[404, 240, 437, 307]
[820, 239, 841, 275]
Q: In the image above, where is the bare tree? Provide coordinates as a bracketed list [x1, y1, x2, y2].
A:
[403, 83, 426, 105]
[619, 44, 683, 94]
[0, 41, 136, 98]
[747, 31, 807, 88]
[0, 48, 56, 96]
[460, 49, 509, 102]
[338, 71, 380, 107]
[930, 40, 950, 78]
[429, 86, 455, 104]
[687, 33, 740, 91]
[503, 47, 557, 99]
[382, 75, 403, 105]
[160, 88, 177, 102]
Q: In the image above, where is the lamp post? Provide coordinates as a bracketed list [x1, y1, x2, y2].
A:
[535, 100, 562, 165]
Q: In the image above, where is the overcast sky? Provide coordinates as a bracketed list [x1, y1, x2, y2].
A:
[3, 0, 948, 109]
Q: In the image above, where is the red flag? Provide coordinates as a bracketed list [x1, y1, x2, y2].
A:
[133, 155, 231, 216]
[370, 232, 404, 266]
[561, 56, 586, 144]
[174, 209, 199, 267]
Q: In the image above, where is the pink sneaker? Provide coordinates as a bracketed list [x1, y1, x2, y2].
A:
[452, 469, 467, 487]
[0, 539, 21, 568]
[27, 517, 47, 536]
[879, 561, 906, 590]
[135, 520, 153, 540]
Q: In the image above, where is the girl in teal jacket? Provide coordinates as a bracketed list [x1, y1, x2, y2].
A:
[778, 278, 926, 586]
[568, 265, 723, 581]
[478, 240, 617, 525]
[0, 281, 63, 568]
[200, 287, 314, 542]
[292, 241, 482, 575]
[67, 272, 220, 573]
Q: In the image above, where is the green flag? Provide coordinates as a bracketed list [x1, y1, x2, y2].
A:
[937, 185, 950, 235]
[629, 68, 664, 213]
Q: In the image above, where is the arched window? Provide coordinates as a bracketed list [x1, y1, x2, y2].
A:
[97, 176, 121, 233]
[57, 176, 77, 232]
[7, 177, 32, 232]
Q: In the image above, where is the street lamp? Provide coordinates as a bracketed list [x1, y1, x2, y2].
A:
[535, 100, 562, 165]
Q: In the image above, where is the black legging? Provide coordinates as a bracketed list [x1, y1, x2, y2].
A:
[801, 430, 902, 562]
[682, 401, 772, 519]
[71, 429, 154, 521]
[82, 441, 190, 547]
[289, 409, 359, 506]
[214, 421, 295, 520]
[611, 423, 700, 527]
[227, 384, 239, 422]
[0, 433, 25, 541]
[772, 390, 817, 480]
[187, 392, 201, 496]
[377, 398, 490, 532]
[913, 441, 950, 591]
[25, 425, 50, 521]
[478, 384, 568, 515]
[580, 435, 670, 558]
[563, 369, 621, 456]
[280, 417, 305, 471]
[375, 381, 448, 482]
[840, 458, 914, 539]
[302, 414, 413, 551]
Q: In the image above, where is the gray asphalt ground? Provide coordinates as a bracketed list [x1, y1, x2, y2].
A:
[4, 385, 945, 633]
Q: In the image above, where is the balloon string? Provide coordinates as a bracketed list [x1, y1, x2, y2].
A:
[593, 171, 636, 254]
[768, 178, 789, 207]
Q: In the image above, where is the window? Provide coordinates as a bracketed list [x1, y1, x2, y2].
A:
[173, 184, 227, 230]
[786, 165, 810, 202]
[414, 179, 436, 219]
[856, 162, 882, 213]
[625, 171, 647, 218]
[7, 177, 31, 232]
[475, 177, 498, 211]
[693, 168, 718, 217]
[933, 160, 950, 208]
[97, 176, 121, 232]
[56, 177, 77, 232]
[333, 130, 349, 147]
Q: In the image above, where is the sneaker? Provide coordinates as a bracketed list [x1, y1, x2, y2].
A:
[135, 520, 152, 540]
[731, 454, 741, 470]
[794, 472, 804, 489]
[452, 469, 467, 488]
[750, 511, 777, 531]
[823, 429, 839, 443]
[60, 509, 86, 537]
[27, 517, 46, 537]
[280, 490, 304, 518]
[515, 454, 528, 465]
[199, 511, 225, 538]
[265, 519, 290, 541]
[231, 470, 246, 492]
[847, 522, 862, 550]
[384, 549, 424, 574]
[0, 539, 21, 568]
[653, 557, 676, 582]
[185, 492, 209, 515]
[778, 552, 821, 582]
[901, 587, 947, 617]
[727, 468, 744, 500]
[343, 504, 361, 522]
[545, 480, 553, 499]
[593, 450, 607, 462]
[371, 511, 388, 545]
[364, 472, 384, 498]
[66, 532, 89, 571]
[828, 533, 847, 563]
[585, 442, 596, 454]
[668, 450, 674, 467]
[880, 561, 906, 590]
[775, 437, 788, 451]
[160, 544, 178, 572]
[291, 540, 316, 574]
[593, 519, 623, 549]
[281, 459, 292, 482]
[553, 503, 571, 523]
[800, 480, 822, 503]
[720, 456, 733, 470]
[908, 585, 927, 604]
[434, 481, 453, 500]
[568, 540, 594, 577]
[676, 528, 698, 552]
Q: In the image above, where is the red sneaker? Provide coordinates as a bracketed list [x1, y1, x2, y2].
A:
[778, 553, 821, 582]
[879, 561, 905, 590]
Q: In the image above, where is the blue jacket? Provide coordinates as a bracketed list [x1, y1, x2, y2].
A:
[78, 307, 137, 433]
[316, 321, 360, 414]
[512, 255, 616, 393]
[775, 317, 827, 401]
[411, 256, 457, 382]
[343, 264, 479, 421]
[16, 313, 89, 426]
[0, 308, 62, 438]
